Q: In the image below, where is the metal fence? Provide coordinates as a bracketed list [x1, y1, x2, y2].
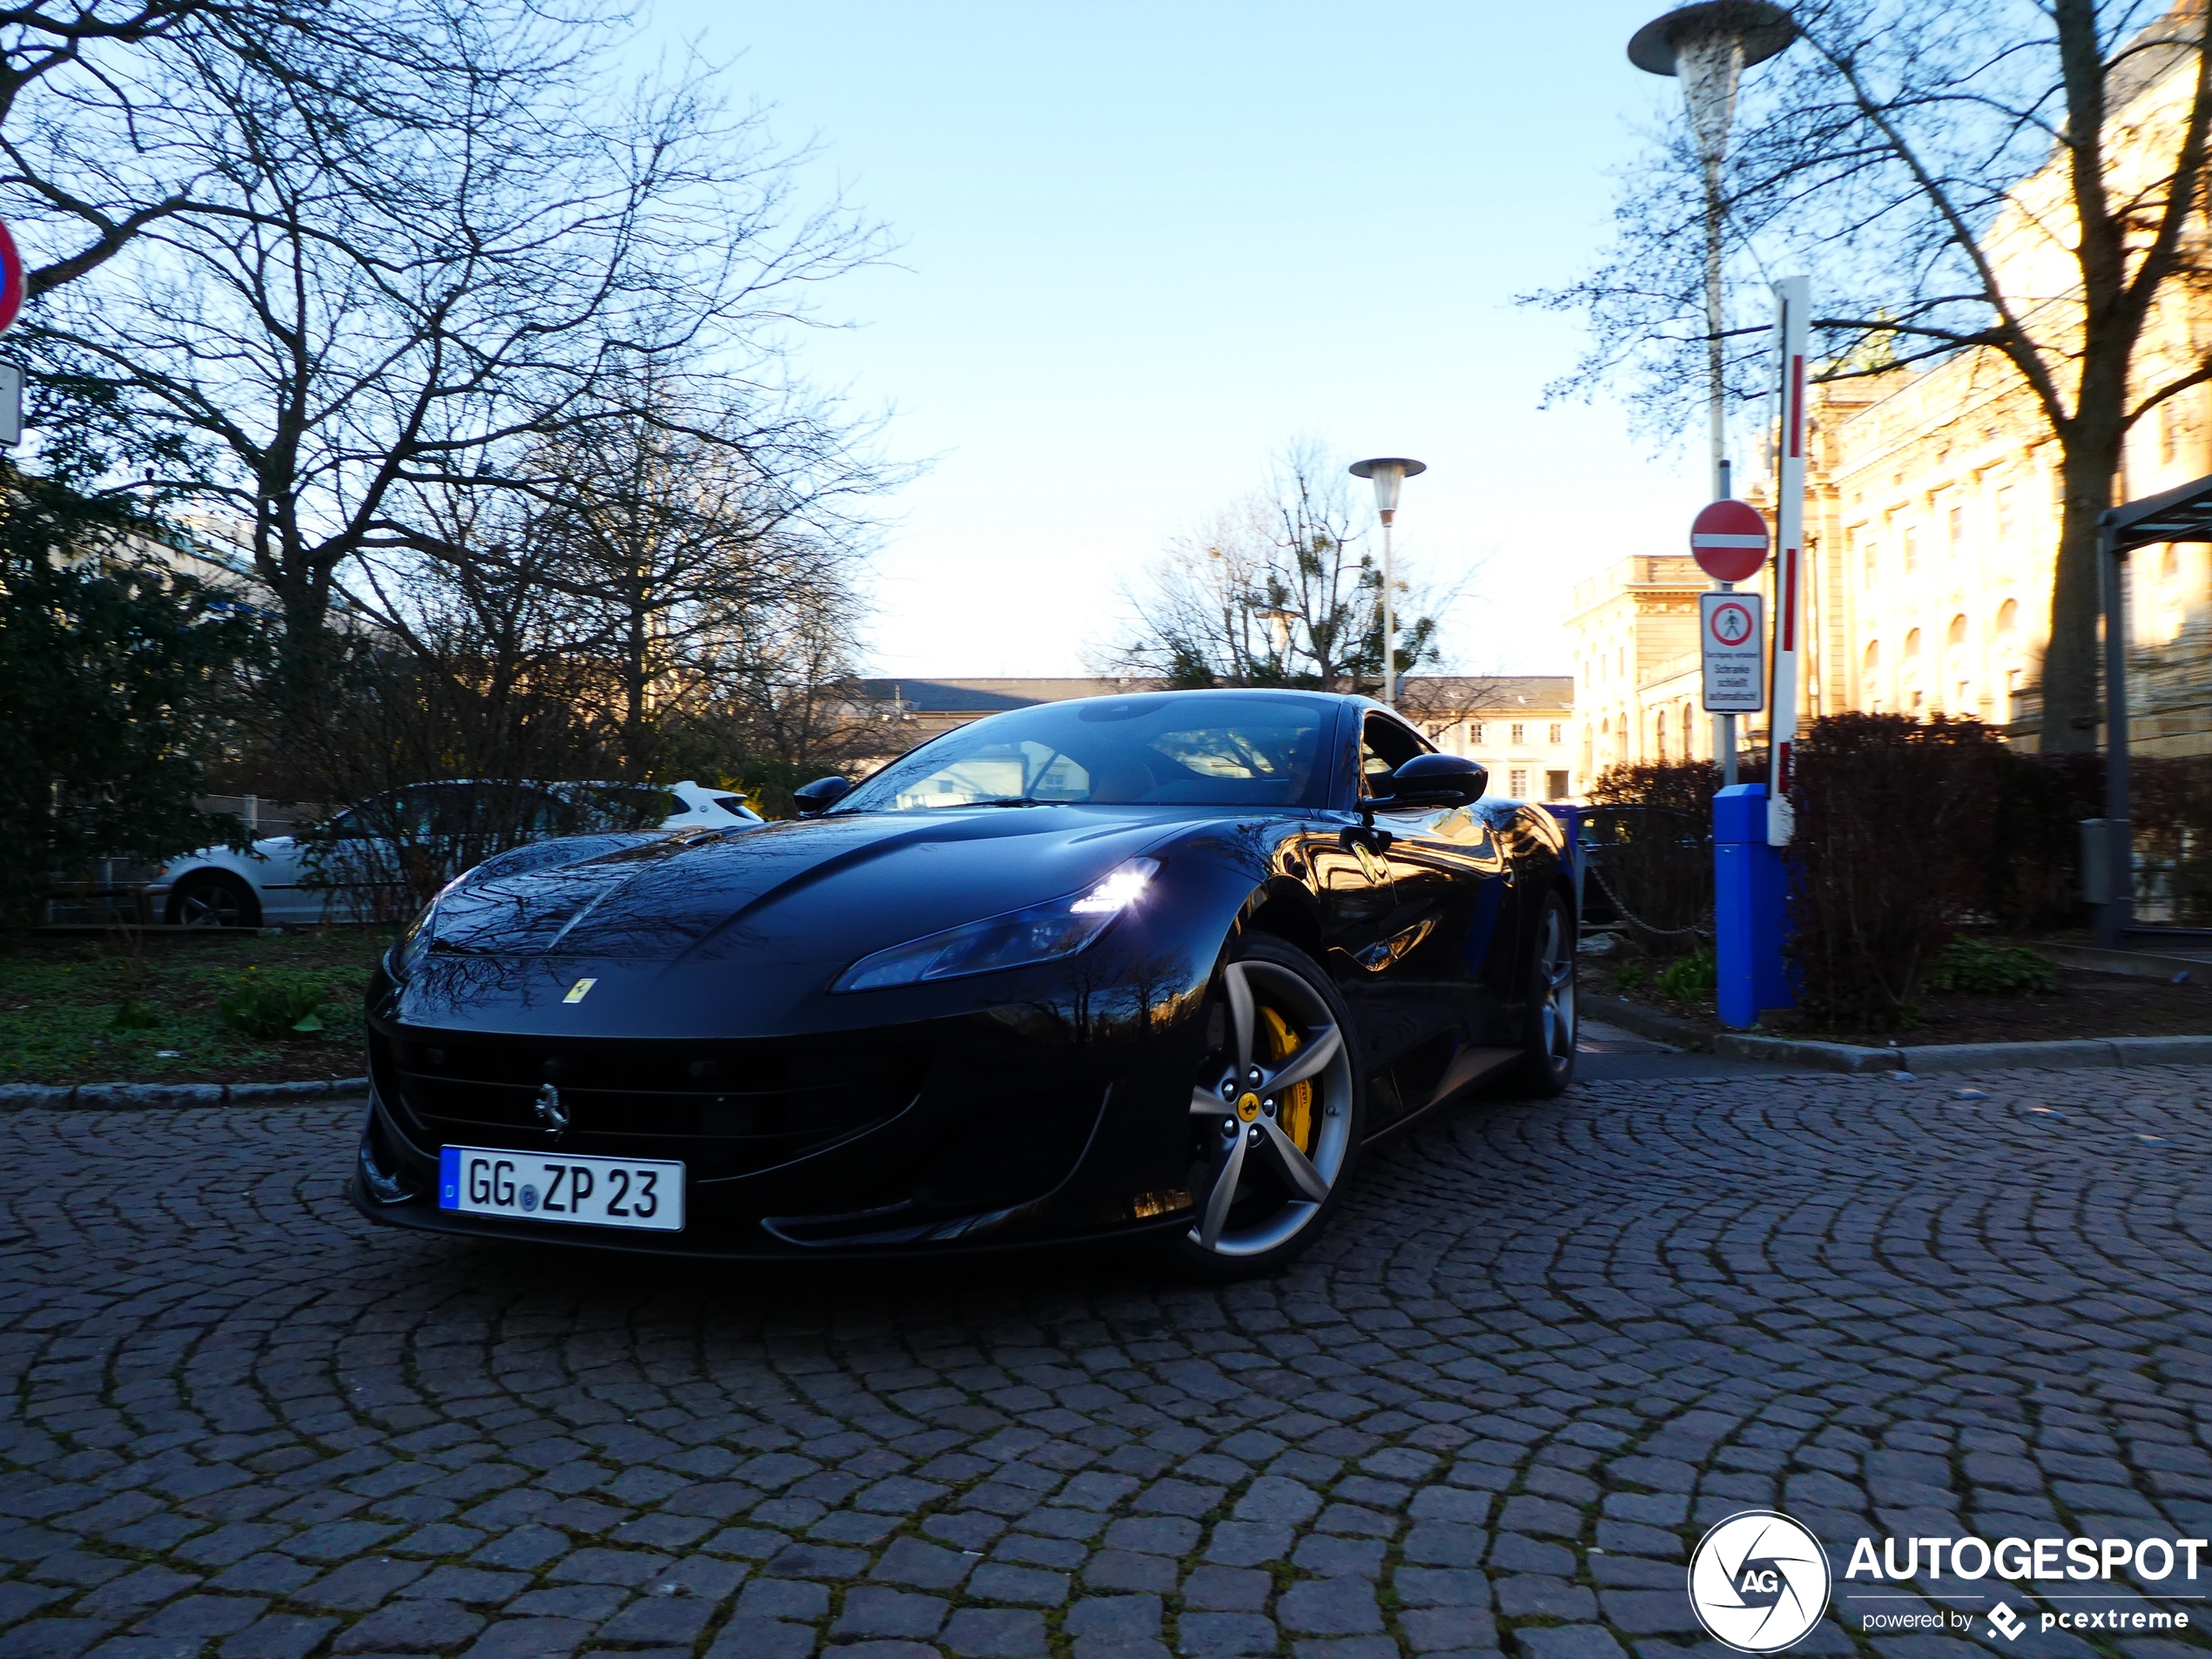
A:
[1577, 804, 1714, 947]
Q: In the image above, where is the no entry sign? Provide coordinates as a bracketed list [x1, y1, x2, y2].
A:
[0, 220, 22, 335]
[1701, 590, 1765, 712]
[1690, 498, 1770, 583]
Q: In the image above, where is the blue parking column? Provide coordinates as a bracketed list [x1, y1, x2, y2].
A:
[1713, 784, 1792, 1028]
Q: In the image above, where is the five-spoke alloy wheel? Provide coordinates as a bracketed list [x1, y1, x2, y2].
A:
[1170, 934, 1361, 1278]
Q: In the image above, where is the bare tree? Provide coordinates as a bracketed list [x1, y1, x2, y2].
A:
[19, 15, 887, 716]
[1106, 444, 1446, 693]
[0, 0, 590, 300]
[1532, 0, 2212, 752]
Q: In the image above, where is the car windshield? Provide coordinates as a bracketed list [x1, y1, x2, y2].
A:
[836, 693, 1333, 813]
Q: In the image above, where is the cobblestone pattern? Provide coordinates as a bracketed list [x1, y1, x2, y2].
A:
[2, 1068, 2209, 1659]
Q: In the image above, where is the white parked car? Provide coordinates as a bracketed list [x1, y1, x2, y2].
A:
[146, 779, 762, 927]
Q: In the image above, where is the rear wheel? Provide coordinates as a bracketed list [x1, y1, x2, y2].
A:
[1163, 934, 1363, 1280]
[1513, 891, 1576, 1096]
[167, 871, 259, 929]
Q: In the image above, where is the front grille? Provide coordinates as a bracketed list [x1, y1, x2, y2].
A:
[374, 1027, 928, 1180]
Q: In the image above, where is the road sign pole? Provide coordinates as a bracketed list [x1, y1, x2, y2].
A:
[1766, 275, 1810, 846]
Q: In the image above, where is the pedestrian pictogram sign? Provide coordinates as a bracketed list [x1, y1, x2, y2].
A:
[1701, 590, 1764, 712]
[1689, 498, 1770, 583]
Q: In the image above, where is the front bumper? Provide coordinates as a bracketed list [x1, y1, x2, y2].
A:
[349, 1008, 1206, 1260]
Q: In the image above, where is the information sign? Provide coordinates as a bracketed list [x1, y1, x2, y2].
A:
[1700, 590, 1765, 712]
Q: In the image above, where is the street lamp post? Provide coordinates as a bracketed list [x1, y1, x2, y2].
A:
[1349, 457, 1426, 707]
[1629, 0, 1795, 782]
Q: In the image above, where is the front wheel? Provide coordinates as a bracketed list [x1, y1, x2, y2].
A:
[1163, 934, 1364, 1280]
[1512, 891, 1577, 1096]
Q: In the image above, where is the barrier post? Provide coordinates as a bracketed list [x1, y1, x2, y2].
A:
[1714, 783, 1791, 1028]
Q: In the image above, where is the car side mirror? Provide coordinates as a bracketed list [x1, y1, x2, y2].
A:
[792, 774, 853, 817]
[1379, 752, 1487, 809]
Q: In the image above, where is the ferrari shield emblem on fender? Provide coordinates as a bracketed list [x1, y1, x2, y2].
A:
[563, 977, 597, 1004]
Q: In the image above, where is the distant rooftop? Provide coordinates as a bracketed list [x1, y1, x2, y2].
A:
[855, 675, 1572, 714]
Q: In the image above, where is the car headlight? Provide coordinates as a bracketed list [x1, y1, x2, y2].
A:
[833, 857, 1159, 993]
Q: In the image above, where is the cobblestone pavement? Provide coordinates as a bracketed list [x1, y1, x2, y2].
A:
[3, 1066, 2210, 1659]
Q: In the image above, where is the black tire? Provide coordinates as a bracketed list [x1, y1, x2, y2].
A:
[1160, 933, 1366, 1281]
[166, 871, 260, 929]
[1512, 890, 1577, 1096]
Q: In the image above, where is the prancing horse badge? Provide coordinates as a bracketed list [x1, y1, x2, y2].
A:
[563, 978, 597, 1004]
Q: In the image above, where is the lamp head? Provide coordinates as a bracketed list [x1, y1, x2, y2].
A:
[1627, 1, 1796, 76]
[1349, 456, 1426, 525]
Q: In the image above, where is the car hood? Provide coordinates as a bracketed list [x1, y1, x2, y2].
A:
[421, 806, 1181, 969]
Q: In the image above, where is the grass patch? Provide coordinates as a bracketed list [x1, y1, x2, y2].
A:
[0, 926, 394, 1085]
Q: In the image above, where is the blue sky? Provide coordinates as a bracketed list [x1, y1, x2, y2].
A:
[655, 1, 1719, 679]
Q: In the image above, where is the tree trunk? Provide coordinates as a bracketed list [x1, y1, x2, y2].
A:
[2040, 426, 2122, 753]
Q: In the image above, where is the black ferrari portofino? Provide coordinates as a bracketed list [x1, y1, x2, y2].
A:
[353, 691, 1580, 1274]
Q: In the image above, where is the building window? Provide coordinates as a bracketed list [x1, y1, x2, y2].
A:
[1904, 529, 1919, 575]
[1547, 770, 1570, 800]
[1996, 486, 2016, 541]
[1655, 709, 1668, 762]
[1865, 543, 1878, 589]
[1509, 768, 1528, 797]
[1905, 627, 1921, 660]
[1947, 613, 1967, 649]
[1864, 640, 1880, 674]
[1548, 723, 1562, 745]
[1468, 723, 1482, 744]
[1997, 597, 2018, 634]
[1509, 722, 1525, 745]
[1948, 504, 1966, 553]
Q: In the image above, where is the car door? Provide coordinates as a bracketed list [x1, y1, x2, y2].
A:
[1354, 711, 1523, 1123]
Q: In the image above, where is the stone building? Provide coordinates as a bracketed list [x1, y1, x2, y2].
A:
[1588, 17, 2212, 762]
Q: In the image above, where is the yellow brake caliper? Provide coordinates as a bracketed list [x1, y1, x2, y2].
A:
[1258, 1006, 1315, 1154]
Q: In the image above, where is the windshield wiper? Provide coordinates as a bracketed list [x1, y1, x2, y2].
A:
[972, 795, 1058, 808]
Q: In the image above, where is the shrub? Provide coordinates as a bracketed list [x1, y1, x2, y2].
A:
[1654, 947, 1716, 1003]
[1926, 937, 2060, 995]
[1787, 713, 2006, 1030]
[215, 970, 327, 1039]
[1613, 961, 1649, 991]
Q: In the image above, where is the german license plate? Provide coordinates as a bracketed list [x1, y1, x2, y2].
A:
[438, 1146, 684, 1231]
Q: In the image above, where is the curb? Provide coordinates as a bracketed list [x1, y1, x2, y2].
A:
[0, 1077, 368, 1111]
[1710, 1033, 2212, 1076]
[1587, 995, 1713, 1051]
[2035, 941, 2206, 982]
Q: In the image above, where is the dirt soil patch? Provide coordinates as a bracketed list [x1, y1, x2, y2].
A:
[1586, 959, 2212, 1047]
[0, 926, 393, 1086]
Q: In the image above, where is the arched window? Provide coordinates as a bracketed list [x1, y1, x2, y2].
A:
[1947, 614, 1968, 649]
[1656, 708, 1669, 762]
[1905, 628, 1922, 660]
[1997, 598, 2019, 634]
[1864, 640, 1881, 673]
[1864, 543, 1879, 589]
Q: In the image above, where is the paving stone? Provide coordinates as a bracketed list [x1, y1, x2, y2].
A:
[1277, 1576, 1383, 1635]
[941, 1606, 1049, 1657]
[967, 1561, 1069, 1606]
[830, 1586, 948, 1639]
[700, 1616, 813, 1659]
[330, 1597, 485, 1653]
[1182, 1565, 1271, 1611]
[1177, 1611, 1278, 1655]
[870, 1536, 973, 1591]
[1514, 1626, 1627, 1659]
[217, 1614, 337, 1659]
[8, 1075, 2210, 1659]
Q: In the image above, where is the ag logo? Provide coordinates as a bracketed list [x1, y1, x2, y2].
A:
[1687, 1510, 1831, 1652]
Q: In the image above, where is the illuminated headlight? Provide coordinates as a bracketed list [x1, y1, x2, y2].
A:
[833, 857, 1159, 994]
